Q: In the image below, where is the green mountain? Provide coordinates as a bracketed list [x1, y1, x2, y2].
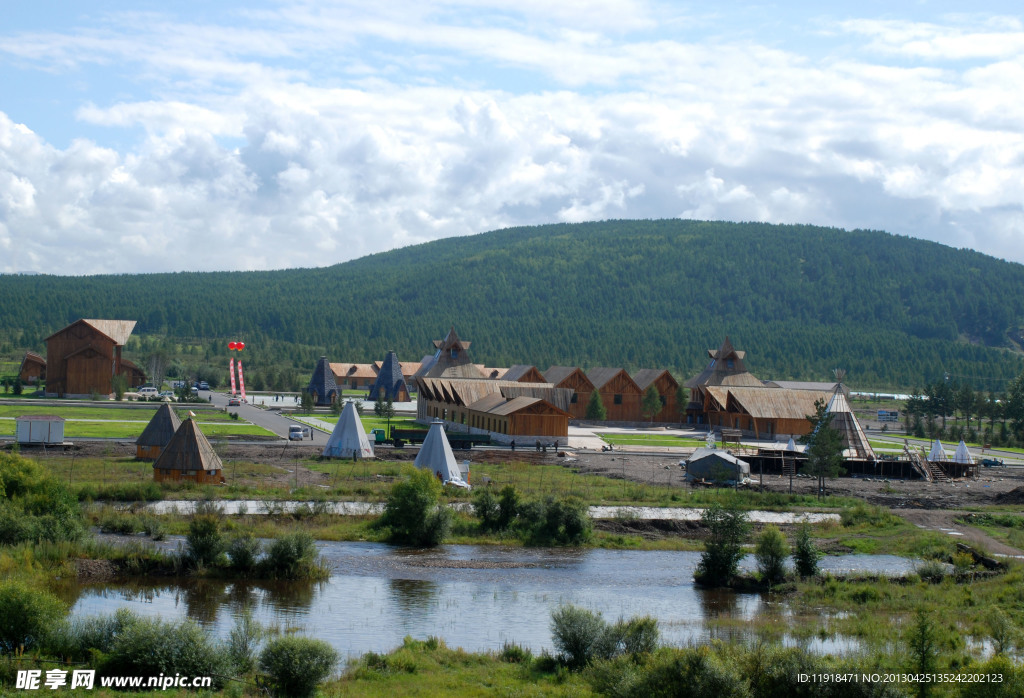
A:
[2, 220, 1023, 391]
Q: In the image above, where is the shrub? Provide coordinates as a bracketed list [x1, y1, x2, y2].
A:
[472, 487, 500, 531]
[497, 486, 520, 530]
[0, 453, 84, 544]
[694, 502, 749, 587]
[916, 560, 946, 583]
[45, 608, 139, 661]
[986, 606, 1020, 656]
[0, 581, 67, 654]
[499, 641, 533, 664]
[185, 515, 225, 567]
[259, 635, 338, 698]
[227, 533, 263, 575]
[520, 495, 592, 546]
[378, 467, 451, 547]
[906, 609, 939, 694]
[102, 616, 228, 689]
[551, 605, 607, 669]
[624, 646, 750, 698]
[793, 523, 821, 578]
[754, 525, 789, 586]
[227, 610, 264, 673]
[261, 532, 326, 579]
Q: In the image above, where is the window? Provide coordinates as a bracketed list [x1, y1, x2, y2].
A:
[570, 394, 578, 404]
[450, 348, 457, 358]
[613, 394, 622, 405]
[726, 359, 735, 369]
[660, 395, 666, 405]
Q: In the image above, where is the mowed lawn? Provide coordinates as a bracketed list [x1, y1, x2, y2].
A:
[598, 432, 709, 447]
[0, 404, 275, 439]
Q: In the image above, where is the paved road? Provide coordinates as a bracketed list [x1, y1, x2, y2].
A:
[207, 391, 329, 447]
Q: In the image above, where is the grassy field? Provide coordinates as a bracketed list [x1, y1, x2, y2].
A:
[598, 433, 708, 447]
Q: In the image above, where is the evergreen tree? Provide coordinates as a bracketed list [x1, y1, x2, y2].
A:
[641, 385, 662, 422]
[585, 391, 607, 420]
[800, 398, 845, 499]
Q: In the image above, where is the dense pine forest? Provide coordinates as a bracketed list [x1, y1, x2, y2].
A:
[1, 220, 1023, 391]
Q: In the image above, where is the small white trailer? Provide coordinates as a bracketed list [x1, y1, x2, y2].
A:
[15, 415, 66, 445]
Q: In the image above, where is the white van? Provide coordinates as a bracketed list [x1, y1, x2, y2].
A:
[137, 387, 159, 398]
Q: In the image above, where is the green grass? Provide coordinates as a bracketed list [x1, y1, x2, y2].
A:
[0, 404, 232, 421]
[598, 433, 709, 447]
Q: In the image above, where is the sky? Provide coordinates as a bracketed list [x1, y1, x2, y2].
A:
[1, 1, 1023, 274]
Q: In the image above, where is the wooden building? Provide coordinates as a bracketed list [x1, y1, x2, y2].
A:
[683, 336, 764, 424]
[44, 319, 142, 398]
[152, 419, 225, 484]
[18, 351, 46, 384]
[417, 377, 572, 441]
[544, 366, 594, 420]
[702, 386, 834, 440]
[632, 369, 680, 422]
[368, 350, 410, 402]
[414, 326, 487, 380]
[329, 362, 378, 390]
[586, 368, 642, 422]
[307, 356, 340, 406]
[136, 403, 182, 459]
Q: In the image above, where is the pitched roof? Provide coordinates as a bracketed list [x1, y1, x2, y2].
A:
[684, 336, 762, 389]
[418, 377, 575, 413]
[46, 319, 137, 345]
[502, 365, 546, 383]
[136, 403, 182, 448]
[632, 369, 679, 391]
[20, 351, 45, 367]
[307, 356, 340, 401]
[587, 367, 640, 392]
[824, 387, 875, 460]
[322, 401, 374, 458]
[368, 351, 408, 401]
[708, 386, 834, 420]
[329, 363, 378, 380]
[421, 326, 485, 379]
[153, 419, 223, 472]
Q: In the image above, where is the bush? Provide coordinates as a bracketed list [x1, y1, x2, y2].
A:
[519, 495, 592, 546]
[497, 485, 520, 530]
[793, 524, 821, 578]
[916, 560, 947, 583]
[621, 646, 750, 698]
[551, 605, 660, 670]
[45, 608, 139, 661]
[261, 532, 326, 579]
[0, 453, 84, 544]
[227, 533, 263, 575]
[102, 616, 228, 689]
[754, 525, 789, 585]
[0, 581, 67, 654]
[185, 515, 225, 568]
[499, 641, 533, 664]
[227, 610, 264, 673]
[472, 487, 500, 531]
[378, 467, 452, 547]
[694, 502, 749, 587]
[259, 635, 338, 698]
[551, 605, 607, 669]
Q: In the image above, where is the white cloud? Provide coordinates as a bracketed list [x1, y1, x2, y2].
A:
[1, 3, 1024, 273]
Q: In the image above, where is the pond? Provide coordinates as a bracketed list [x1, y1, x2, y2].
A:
[64, 540, 917, 657]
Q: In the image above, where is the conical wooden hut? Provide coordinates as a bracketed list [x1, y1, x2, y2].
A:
[136, 403, 182, 459]
[307, 356, 340, 406]
[368, 350, 410, 402]
[152, 419, 225, 484]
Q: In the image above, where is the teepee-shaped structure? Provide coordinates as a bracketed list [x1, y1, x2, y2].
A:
[322, 401, 374, 458]
[368, 350, 410, 402]
[413, 420, 470, 488]
[953, 440, 972, 464]
[823, 370, 875, 461]
[928, 439, 947, 462]
[152, 419, 225, 484]
[306, 356, 339, 406]
[136, 403, 182, 459]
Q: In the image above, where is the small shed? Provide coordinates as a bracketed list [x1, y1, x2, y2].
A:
[684, 447, 750, 484]
[322, 401, 374, 459]
[16, 415, 65, 445]
[152, 419, 225, 484]
[136, 403, 182, 459]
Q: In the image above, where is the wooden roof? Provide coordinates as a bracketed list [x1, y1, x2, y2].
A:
[308, 356, 340, 397]
[136, 403, 182, 447]
[21, 351, 46, 367]
[502, 365, 546, 383]
[422, 326, 485, 378]
[329, 362, 378, 380]
[153, 419, 223, 472]
[708, 386, 833, 420]
[46, 319, 137, 346]
[632, 369, 679, 391]
[544, 366, 595, 390]
[684, 336, 762, 389]
[418, 377, 574, 413]
[587, 367, 640, 392]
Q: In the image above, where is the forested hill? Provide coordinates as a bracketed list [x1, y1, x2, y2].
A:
[2, 220, 1023, 391]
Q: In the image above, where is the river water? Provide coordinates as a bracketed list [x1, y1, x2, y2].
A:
[66, 539, 916, 657]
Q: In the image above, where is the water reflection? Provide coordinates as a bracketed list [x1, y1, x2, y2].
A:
[69, 540, 919, 656]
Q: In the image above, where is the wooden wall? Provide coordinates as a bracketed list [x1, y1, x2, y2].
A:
[555, 370, 593, 420]
[46, 323, 120, 396]
[153, 467, 225, 484]
[595, 371, 641, 422]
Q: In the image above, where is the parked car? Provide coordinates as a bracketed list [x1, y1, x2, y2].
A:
[288, 424, 310, 441]
[137, 387, 159, 398]
[159, 391, 176, 399]
[228, 397, 242, 406]
[199, 381, 210, 390]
